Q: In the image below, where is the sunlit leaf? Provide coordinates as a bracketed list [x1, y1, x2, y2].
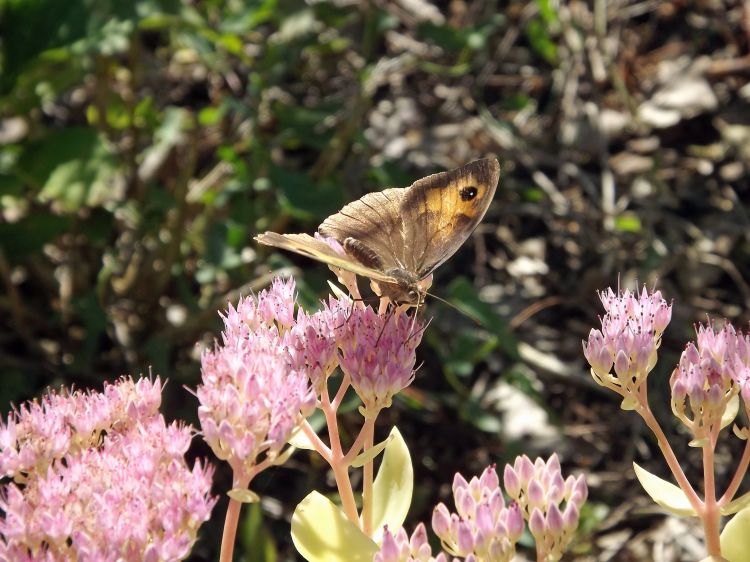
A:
[350, 433, 393, 468]
[632, 462, 696, 517]
[288, 428, 317, 450]
[721, 506, 750, 561]
[371, 427, 413, 542]
[291, 491, 377, 562]
[228, 488, 260, 503]
[722, 491, 750, 516]
[721, 394, 740, 430]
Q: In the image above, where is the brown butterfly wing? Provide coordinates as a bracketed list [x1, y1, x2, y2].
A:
[254, 232, 396, 283]
[317, 187, 408, 273]
[400, 158, 500, 277]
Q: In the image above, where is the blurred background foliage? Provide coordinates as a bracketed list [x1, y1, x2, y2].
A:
[1, 0, 749, 560]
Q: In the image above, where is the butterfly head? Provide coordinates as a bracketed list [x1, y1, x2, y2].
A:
[376, 269, 433, 306]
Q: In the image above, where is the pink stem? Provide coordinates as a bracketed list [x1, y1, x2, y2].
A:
[332, 373, 351, 410]
[301, 419, 332, 463]
[361, 418, 376, 537]
[219, 473, 252, 562]
[702, 433, 721, 556]
[343, 415, 377, 465]
[720, 435, 750, 505]
[637, 386, 703, 512]
[321, 387, 360, 526]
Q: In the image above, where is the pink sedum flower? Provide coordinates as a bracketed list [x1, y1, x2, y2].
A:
[0, 377, 216, 562]
[197, 277, 316, 482]
[338, 306, 424, 414]
[375, 524, 459, 562]
[504, 454, 587, 562]
[670, 323, 746, 438]
[432, 466, 522, 562]
[583, 286, 672, 407]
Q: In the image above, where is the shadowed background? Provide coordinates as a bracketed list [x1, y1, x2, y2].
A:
[1, 0, 749, 560]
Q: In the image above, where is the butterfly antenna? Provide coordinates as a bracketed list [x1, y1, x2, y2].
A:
[424, 291, 483, 326]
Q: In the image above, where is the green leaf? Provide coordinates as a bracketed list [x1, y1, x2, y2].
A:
[350, 433, 394, 468]
[15, 127, 122, 211]
[722, 491, 750, 516]
[632, 462, 697, 517]
[614, 213, 642, 233]
[268, 165, 345, 221]
[371, 427, 413, 542]
[721, 506, 750, 561]
[241, 502, 278, 562]
[291, 491, 377, 562]
[288, 428, 317, 450]
[721, 394, 740, 430]
[228, 488, 260, 503]
[525, 19, 558, 65]
[446, 276, 518, 359]
[0, 212, 72, 259]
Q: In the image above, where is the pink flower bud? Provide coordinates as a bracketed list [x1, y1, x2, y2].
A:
[563, 502, 580, 532]
[546, 503, 564, 533]
[528, 508, 545, 538]
[432, 503, 451, 537]
[503, 465, 521, 498]
[527, 479, 544, 508]
[506, 502, 524, 540]
[457, 521, 475, 555]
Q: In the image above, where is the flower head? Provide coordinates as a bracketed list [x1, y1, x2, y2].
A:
[337, 307, 424, 414]
[503, 454, 587, 562]
[670, 323, 743, 438]
[375, 524, 457, 562]
[0, 377, 216, 562]
[197, 278, 316, 482]
[432, 465, 523, 562]
[583, 286, 672, 407]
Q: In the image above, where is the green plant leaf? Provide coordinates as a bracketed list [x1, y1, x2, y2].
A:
[350, 433, 394, 468]
[721, 505, 750, 561]
[15, 127, 123, 211]
[721, 394, 740, 430]
[291, 491, 377, 562]
[228, 488, 260, 503]
[632, 462, 697, 517]
[371, 427, 413, 542]
[288, 428, 317, 450]
[722, 491, 750, 516]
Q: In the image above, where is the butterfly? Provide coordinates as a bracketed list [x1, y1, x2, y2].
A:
[255, 157, 500, 306]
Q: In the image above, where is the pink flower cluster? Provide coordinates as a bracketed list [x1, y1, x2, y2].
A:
[432, 466, 523, 562]
[197, 278, 318, 482]
[0, 377, 216, 562]
[583, 287, 672, 403]
[197, 277, 425, 479]
[338, 307, 423, 414]
[671, 323, 750, 435]
[375, 455, 586, 562]
[504, 454, 587, 562]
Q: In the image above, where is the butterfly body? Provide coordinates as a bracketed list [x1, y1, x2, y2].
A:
[256, 158, 500, 304]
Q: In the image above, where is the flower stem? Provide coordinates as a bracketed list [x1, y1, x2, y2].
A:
[220, 474, 251, 562]
[301, 419, 332, 463]
[637, 387, 703, 512]
[321, 388, 360, 526]
[361, 417, 376, 537]
[719, 435, 750, 505]
[702, 435, 721, 556]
